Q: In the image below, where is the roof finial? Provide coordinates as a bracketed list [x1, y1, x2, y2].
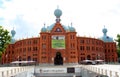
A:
[44, 23, 46, 27]
[102, 25, 107, 36]
[104, 25, 105, 28]
[54, 6, 62, 19]
[71, 22, 73, 27]
[57, 5, 59, 9]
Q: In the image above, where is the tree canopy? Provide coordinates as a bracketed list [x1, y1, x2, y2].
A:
[0, 26, 11, 59]
[115, 34, 120, 58]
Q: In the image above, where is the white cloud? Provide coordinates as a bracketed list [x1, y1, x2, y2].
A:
[0, 0, 120, 39]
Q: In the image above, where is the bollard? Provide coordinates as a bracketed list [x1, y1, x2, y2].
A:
[23, 67, 25, 71]
[6, 70, 9, 77]
[89, 66, 91, 71]
[93, 67, 95, 72]
[11, 70, 13, 75]
[22, 67, 23, 71]
[115, 72, 119, 77]
[101, 69, 103, 75]
[90, 66, 92, 71]
[110, 71, 112, 77]
[21, 68, 23, 71]
[2, 71, 4, 77]
[95, 67, 97, 73]
[98, 68, 100, 74]
[19, 67, 20, 72]
[99, 68, 101, 74]
[91, 67, 93, 71]
[18, 68, 19, 72]
[20, 67, 21, 71]
[96, 68, 98, 73]
[14, 69, 16, 74]
[105, 69, 107, 75]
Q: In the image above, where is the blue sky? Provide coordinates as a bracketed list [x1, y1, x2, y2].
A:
[0, 0, 120, 40]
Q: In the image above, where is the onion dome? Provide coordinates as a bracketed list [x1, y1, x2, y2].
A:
[62, 25, 69, 31]
[54, 8, 62, 18]
[11, 28, 16, 37]
[41, 27, 47, 32]
[102, 27, 107, 35]
[101, 36, 113, 42]
[47, 23, 55, 31]
[69, 26, 75, 32]
[69, 23, 76, 32]
[41, 24, 47, 32]
[100, 26, 113, 42]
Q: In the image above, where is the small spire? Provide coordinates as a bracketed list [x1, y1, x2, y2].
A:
[44, 23, 46, 27]
[54, 6, 62, 19]
[57, 5, 59, 9]
[104, 25, 105, 28]
[71, 22, 72, 27]
[102, 25, 107, 36]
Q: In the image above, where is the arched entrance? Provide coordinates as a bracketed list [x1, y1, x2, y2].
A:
[54, 52, 63, 65]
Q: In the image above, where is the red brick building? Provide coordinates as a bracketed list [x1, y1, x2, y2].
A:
[1, 8, 118, 65]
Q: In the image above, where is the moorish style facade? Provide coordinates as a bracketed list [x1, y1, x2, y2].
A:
[1, 8, 118, 65]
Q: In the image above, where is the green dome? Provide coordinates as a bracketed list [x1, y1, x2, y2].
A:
[102, 27, 107, 34]
[100, 36, 113, 42]
[11, 29, 16, 37]
[47, 23, 55, 31]
[100, 27, 113, 42]
[41, 26, 47, 32]
[54, 8, 62, 18]
[69, 26, 75, 32]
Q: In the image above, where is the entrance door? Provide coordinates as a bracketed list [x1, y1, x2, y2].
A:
[54, 52, 63, 65]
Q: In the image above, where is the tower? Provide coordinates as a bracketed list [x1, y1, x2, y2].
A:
[39, 7, 78, 64]
[11, 28, 16, 44]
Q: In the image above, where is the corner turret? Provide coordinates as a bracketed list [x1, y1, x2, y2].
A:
[100, 26, 113, 42]
[41, 23, 47, 32]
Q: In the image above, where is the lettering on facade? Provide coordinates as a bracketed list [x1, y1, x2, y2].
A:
[39, 68, 66, 73]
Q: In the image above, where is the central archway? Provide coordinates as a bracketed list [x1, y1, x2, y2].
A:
[54, 52, 63, 65]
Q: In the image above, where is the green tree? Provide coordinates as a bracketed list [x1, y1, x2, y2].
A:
[0, 26, 11, 59]
[115, 34, 120, 58]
